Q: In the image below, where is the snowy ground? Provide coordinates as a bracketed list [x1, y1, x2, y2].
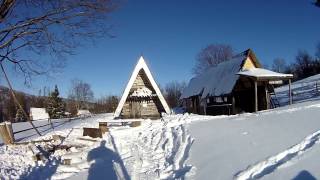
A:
[0, 113, 205, 179]
[1, 100, 320, 179]
[187, 101, 320, 180]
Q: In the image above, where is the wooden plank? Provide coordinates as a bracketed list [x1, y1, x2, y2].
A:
[14, 139, 54, 145]
[77, 137, 99, 142]
[83, 128, 102, 138]
[130, 121, 141, 127]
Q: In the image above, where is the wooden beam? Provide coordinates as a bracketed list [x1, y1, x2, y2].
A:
[254, 80, 258, 112]
[289, 79, 292, 105]
[203, 98, 207, 115]
[265, 84, 270, 109]
[232, 96, 236, 114]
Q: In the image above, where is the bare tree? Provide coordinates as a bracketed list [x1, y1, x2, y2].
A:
[0, 0, 118, 82]
[91, 95, 119, 113]
[165, 81, 186, 108]
[316, 42, 320, 60]
[193, 44, 234, 75]
[68, 79, 94, 110]
[272, 58, 287, 73]
[294, 50, 315, 80]
[314, 0, 320, 7]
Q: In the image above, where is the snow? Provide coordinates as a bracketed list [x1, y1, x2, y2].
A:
[30, 108, 49, 120]
[187, 101, 320, 180]
[1, 81, 320, 179]
[0, 113, 199, 179]
[181, 54, 246, 99]
[237, 68, 293, 78]
[77, 110, 91, 116]
[130, 87, 154, 97]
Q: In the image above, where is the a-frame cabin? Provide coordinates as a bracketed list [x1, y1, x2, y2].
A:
[114, 56, 170, 119]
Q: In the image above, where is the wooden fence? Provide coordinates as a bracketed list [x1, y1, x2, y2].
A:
[0, 116, 89, 145]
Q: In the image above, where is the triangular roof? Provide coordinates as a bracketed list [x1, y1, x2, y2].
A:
[114, 56, 170, 118]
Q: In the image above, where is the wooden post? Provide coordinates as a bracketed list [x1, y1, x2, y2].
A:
[6, 122, 14, 143]
[0, 122, 14, 144]
[289, 79, 292, 105]
[99, 122, 109, 134]
[0, 63, 41, 136]
[265, 84, 270, 109]
[254, 80, 258, 112]
[203, 98, 207, 115]
[232, 96, 236, 114]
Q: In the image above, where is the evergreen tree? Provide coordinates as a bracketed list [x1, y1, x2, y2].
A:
[46, 85, 65, 119]
[15, 108, 25, 122]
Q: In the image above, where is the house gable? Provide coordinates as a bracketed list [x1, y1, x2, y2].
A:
[242, 56, 257, 70]
[114, 56, 170, 119]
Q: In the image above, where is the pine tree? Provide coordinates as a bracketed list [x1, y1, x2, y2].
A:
[46, 85, 65, 119]
[15, 108, 25, 122]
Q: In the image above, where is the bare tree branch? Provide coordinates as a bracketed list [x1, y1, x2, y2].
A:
[0, 0, 119, 83]
[193, 44, 234, 75]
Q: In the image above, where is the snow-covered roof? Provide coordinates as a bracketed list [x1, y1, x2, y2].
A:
[77, 110, 91, 115]
[181, 52, 247, 99]
[237, 68, 293, 79]
[114, 56, 171, 118]
[130, 87, 154, 97]
[30, 108, 49, 120]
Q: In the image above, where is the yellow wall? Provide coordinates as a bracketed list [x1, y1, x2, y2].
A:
[242, 56, 256, 70]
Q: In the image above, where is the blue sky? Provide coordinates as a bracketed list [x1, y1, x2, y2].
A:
[2, 0, 320, 98]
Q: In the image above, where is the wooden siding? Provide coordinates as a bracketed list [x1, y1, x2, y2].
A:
[242, 56, 256, 70]
[121, 69, 164, 119]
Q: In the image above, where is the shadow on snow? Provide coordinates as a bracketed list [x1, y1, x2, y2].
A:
[87, 140, 130, 180]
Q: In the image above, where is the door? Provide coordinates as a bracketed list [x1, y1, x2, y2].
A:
[130, 101, 141, 118]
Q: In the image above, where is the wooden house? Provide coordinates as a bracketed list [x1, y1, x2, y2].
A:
[181, 49, 293, 115]
[114, 56, 170, 119]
